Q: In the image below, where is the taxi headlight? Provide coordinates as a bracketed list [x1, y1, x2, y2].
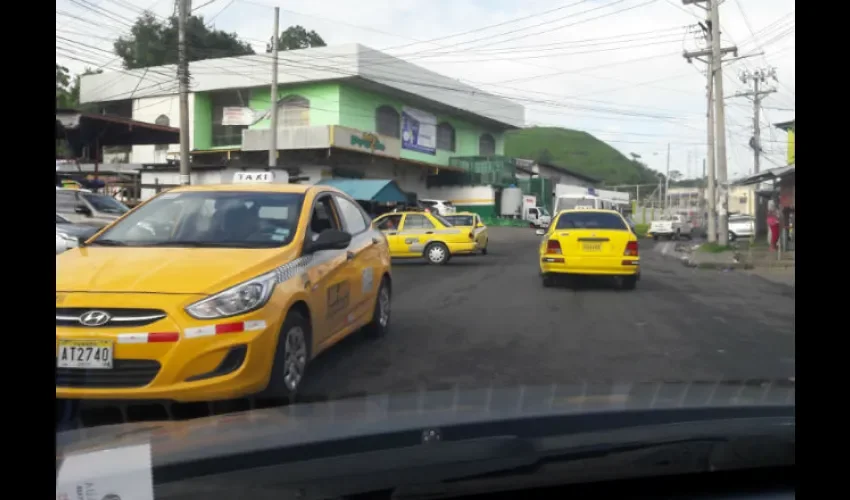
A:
[186, 271, 280, 320]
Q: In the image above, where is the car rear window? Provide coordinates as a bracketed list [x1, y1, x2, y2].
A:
[555, 212, 628, 230]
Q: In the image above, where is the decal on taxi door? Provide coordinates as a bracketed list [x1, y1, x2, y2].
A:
[326, 281, 350, 318]
[362, 267, 374, 293]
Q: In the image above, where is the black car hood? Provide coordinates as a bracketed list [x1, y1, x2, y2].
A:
[56, 381, 794, 466]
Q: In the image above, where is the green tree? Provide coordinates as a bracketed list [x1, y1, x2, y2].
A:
[267, 25, 326, 52]
[113, 12, 254, 69]
[56, 64, 73, 108]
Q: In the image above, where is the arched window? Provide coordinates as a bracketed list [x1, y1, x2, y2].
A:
[278, 95, 310, 127]
[154, 115, 170, 151]
[436, 122, 456, 152]
[375, 105, 400, 138]
[479, 133, 496, 156]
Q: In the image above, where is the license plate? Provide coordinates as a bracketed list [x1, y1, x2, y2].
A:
[582, 242, 602, 252]
[57, 339, 113, 370]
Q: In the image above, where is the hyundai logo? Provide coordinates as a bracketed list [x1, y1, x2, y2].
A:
[79, 310, 111, 327]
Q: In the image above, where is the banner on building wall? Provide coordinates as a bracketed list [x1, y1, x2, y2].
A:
[331, 126, 401, 158]
[401, 106, 437, 155]
[222, 107, 258, 126]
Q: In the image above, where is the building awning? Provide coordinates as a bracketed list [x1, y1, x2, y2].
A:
[56, 108, 180, 158]
[774, 119, 795, 131]
[731, 163, 795, 186]
[316, 179, 409, 203]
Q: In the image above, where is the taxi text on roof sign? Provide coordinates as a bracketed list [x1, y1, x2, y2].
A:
[233, 171, 275, 183]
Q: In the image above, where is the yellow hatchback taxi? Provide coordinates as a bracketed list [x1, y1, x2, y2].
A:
[442, 212, 489, 255]
[537, 208, 640, 289]
[371, 209, 479, 264]
[56, 178, 392, 403]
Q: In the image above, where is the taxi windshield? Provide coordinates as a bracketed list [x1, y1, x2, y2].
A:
[92, 191, 305, 248]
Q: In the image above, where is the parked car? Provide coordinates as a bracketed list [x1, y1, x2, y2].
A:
[419, 199, 457, 216]
[55, 188, 130, 225]
[727, 214, 756, 241]
[55, 213, 100, 254]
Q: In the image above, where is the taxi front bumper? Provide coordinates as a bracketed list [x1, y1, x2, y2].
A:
[450, 241, 480, 255]
[56, 293, 283, 403]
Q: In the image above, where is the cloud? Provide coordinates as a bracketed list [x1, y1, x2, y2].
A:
[56, 0, 794, 179]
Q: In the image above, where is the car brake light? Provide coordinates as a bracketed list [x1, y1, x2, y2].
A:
[624, 241, 638, 256]
[546, 239, 562, 254]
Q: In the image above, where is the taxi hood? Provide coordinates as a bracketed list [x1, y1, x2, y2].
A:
[56, 246, 298, 295]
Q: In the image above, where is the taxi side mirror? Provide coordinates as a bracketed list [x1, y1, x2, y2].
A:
[307, 229, 351, 253]
[535, 229, 545, 236]
[476, 222, 484, 228]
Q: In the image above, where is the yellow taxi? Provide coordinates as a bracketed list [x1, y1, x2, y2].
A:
[56, 175, 393, 403]
[371, 209, 479, 264]
[442, 212, 489, 255]
[537, 208, 640, 289]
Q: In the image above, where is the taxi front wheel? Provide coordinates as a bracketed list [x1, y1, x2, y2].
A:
[363, 277, 391, 338]
[261, 310, 312, 402]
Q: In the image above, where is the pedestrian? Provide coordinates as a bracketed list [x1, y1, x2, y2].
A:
[767, 209, 780, 251]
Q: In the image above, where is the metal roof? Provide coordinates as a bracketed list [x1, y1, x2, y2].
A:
[315, 179, 409, 203]
[731, 163, 795, 186]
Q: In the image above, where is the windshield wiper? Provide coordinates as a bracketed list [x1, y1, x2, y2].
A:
[87, 239, 127, 246]
[141, 241, 268, 248]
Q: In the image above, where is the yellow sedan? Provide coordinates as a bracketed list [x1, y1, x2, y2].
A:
[537, 208, 640, 289]
[372, 209, 480, 264]
[56, 177, 392, 403]
[442, 212, 489, 255]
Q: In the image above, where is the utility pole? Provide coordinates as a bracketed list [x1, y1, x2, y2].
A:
[269, 7, 280, 168]
[734, 67, 777, 174]
[177, 0, 191, 185]
[682, 0, 736, 244]
[664, 143, 671, 211]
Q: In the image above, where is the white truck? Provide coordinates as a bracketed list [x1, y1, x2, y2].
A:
[648, 214, 693, 240]
[521, 195, 551, 228]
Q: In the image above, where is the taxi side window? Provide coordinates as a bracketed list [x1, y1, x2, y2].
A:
[308, 194, 341, 241]
[402, 214, 434, 230]
[333, 195, 368, 235]
[375, 214, 402, 231]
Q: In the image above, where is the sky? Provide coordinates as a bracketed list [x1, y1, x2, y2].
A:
[56, 0, 795, 181]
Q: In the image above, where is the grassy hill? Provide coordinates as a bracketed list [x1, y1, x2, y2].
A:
[504, 127, 660, 186]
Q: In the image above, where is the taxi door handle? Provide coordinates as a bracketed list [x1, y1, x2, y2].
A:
[388, 232, 397, 235]
[425, 231, 434, 235]
[372, 237, 379, 245]
[346, 251, 355, 261]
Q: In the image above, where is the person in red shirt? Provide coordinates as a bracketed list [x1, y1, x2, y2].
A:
[767, 210, 781, 251]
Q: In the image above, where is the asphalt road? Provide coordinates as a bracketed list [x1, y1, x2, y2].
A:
[299, 226, 796, 399]
[60, 227, 795, 428]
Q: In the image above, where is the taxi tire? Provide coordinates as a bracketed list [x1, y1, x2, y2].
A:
[363, 276, 392, 338]
[261, 310, 312, 403]
[482, 247, 488, 255]
[620, 275, 637, 290]
[424, 242, 450, 265]
[542, 274, 555, 287]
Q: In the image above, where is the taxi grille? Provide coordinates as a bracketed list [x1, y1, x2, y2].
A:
[56, 308, 167, 328]
[56, 359, 161, 388]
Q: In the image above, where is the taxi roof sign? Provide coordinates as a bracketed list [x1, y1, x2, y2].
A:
[233, 171, 274, 183]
